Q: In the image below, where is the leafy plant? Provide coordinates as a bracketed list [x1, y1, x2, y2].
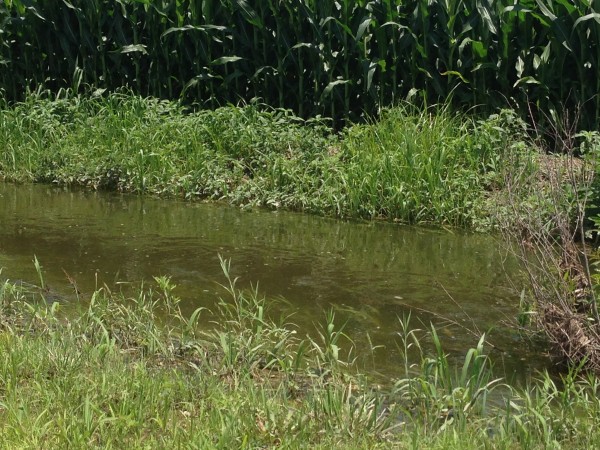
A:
[1, 0, 599, 128]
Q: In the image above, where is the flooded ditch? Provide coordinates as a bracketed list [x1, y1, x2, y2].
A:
[0, 183, 550, 383]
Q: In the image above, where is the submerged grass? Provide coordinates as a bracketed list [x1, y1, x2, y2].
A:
[1, 260, 600, 448]
[0, 91, 541, 229]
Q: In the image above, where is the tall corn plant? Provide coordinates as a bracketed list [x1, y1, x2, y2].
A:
[0, 0, 599, 129]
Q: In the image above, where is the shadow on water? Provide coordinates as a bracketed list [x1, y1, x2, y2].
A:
[0, 183, 551, 384]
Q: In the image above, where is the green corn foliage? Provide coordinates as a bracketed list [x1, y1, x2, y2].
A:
[0, 0, 599, 128]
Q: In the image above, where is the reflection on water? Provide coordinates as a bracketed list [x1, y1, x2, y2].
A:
[0, 183, 549, 382]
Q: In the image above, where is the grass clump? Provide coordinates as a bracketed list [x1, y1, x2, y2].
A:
[1, 260, 600, 448]
[0, 91, 542, 229]
[338, 106, 533, 226]
[0, 260, 395, 448]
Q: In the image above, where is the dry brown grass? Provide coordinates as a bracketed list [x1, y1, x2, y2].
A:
[502, 141, 600, 372]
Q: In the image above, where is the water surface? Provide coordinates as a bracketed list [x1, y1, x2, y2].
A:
[0, 183, 549, 382]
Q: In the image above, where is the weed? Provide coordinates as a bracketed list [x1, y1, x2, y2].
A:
[0, 93, 543, 230]
[0, 260, 599, 447]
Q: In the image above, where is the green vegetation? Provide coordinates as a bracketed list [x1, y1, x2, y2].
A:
[0, 91, 542, 228]
[3, 1, 600, 445]
[2, 91, 600, 446]
[498, 133, 600, 373]
[1, 0, 599, 128]
[1, 260, 600, 448]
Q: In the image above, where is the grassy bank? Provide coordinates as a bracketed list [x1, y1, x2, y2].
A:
[0, 91, 543, 229]
[1, 260, 600, 448]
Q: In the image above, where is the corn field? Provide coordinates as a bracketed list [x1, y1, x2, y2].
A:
[0, 0, 599, 127]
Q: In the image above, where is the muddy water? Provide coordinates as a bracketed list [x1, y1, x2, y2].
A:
[0, 183, 549, 382]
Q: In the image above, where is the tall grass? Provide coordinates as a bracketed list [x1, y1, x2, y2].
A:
[2, 260, 600, 448]
[0, 0, 598, 128]
[0, 92, 540, 228]
[339, 104, 509, 225]
[392, 314, 503, 435]
[0, 260, 396, 447]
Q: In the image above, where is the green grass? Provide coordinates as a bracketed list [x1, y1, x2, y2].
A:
[1, 260, 600, 448]
[0, 91, 541, 229]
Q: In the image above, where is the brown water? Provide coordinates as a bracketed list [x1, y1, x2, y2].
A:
[0, 183, 549, 382]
